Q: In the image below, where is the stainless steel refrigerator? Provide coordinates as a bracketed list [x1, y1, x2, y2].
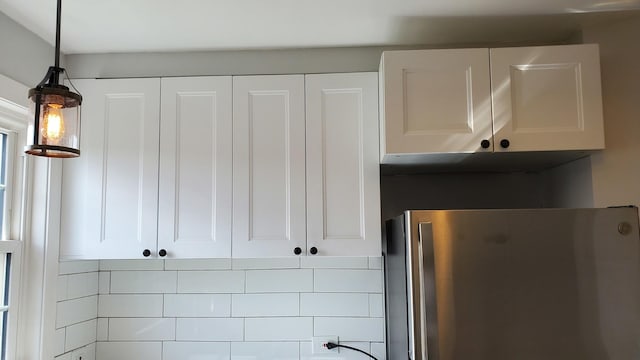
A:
[383, 208, 640, 360]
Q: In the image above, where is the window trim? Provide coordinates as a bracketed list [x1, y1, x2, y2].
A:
[0, 241, 22, 360]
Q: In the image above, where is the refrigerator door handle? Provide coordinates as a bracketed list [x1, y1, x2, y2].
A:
[418, 222, 439, 360]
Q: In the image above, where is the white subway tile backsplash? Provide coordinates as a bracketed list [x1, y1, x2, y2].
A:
[54, 353, 71, 360]
[108, 318, 176, 341]
[231, 342, 299, 360]
[177, 271, 244, 293]
[245, 269, 313, 293]
[245, 317, 313, 341]
[369, 294, 384, 317]
[232, 294, 299, 317]
[165, 258, 232, 270]
[67, 272, 99, 299]
[72, 343, 96, 360]
[97, 318, 108, 341]
[232, 257, 300, 270]
[59, 261, 99, 275]
[98, 272, 110, 294]
[96, 342, 162, 360]
[163, 341, 231, 360]
[371, 342, 387, 360]
[300, 341, 371, 360]
[98, 294, 163, 317]
[110, 271, 177, 293]
[99, 259, 164, 271]
[314, 317, 384, 341]
[176, 318, 243, 341]
[368, 257, 382, 270]
[54, 328, 65, 356]
[314, 269, 382, 293]
[57, 276, 68, 301]
[300, 293, 369, 317]
[300, 257, 368, 269]
[164, 294, 231, 317]
[56, 295, 98, 328]
[65, 319, 97, 352]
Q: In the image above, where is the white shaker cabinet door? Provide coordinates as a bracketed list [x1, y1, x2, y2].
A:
[380, 48, 493, 162]
[305, 73, 381, 256]
[490, 44, 605, 152]
[158, 77, 232, 258]
[232, 75, 306, 257]
[60, 78, 160, 259]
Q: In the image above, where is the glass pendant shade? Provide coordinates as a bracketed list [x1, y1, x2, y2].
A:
[26, 83, 82, 158]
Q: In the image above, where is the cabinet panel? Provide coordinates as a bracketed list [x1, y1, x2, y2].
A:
[232, 75, 306, 257]
[61, 78, 160, 259]
[491, 44, 605, 152]
[305, 73, 381, 256]
[158, 77, 232, 258]
[380, 48, 493, 162]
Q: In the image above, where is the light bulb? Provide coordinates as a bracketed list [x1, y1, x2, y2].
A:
[40, 103, 65, 143]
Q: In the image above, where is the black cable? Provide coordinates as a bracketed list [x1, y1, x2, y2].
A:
[325, 342, 379, 360]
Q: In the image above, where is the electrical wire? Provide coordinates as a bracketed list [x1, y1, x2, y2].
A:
[325, 342, 379, 360]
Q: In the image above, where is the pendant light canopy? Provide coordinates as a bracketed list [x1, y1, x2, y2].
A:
[25, 0, 82, 158]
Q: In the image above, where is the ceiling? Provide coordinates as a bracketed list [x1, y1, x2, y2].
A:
[1, 0, 640, 54]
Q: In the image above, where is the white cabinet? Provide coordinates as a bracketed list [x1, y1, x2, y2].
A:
[306, 73, 381, 256]
[60, 78, 160, 259]
[380, 48, 493, 160]
[380, 44, 605, 163]
[158, 77, 233, 258]
[491, 44, 604, 152]
[232, 75, 307, 257]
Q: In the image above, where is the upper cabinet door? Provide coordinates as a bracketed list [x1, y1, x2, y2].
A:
[232, 75, 306, 257]
[491, 44, 605, 152]
[60, 78, 160, 259]
[158, 77, 232, 258]
[380, 48, 493, 162]
[305, 73, 381, 256]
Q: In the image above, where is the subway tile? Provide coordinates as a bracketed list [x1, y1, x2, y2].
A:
[165, 258, 232, 270]
[98, 294, 163, 317]
[369, 294, 384, 317]
[300, 293, 369, 317]
[99, 259, 164, 271]
[57, 276, 68, 301]
[54, 328, 65, 356]
[314, 317, 384, 341]
[164, 294, 231, 317]
[67, 272, 99, 299]
[177, 271, 244, 293]
[56, 295, 98, 328]
[176, 318, 243, 341]
[65, 319, 97, 352]
[110, 271, 177, 293]
[97, 318, 108, 341]
[54, 353, 71, 360]
[231, 342, 299, 360]
[232, 257, 300, 270]
[108, 318, 176, 341]
[59, 261, 99, 275]
[371, 342, 387, 360]
[300, 257, 368, 269]
[72, 343, 96, 360]
[96, 342, 162, 360]
[232, 293, 299, 317]
[98, 271, 110, 294]
[369, 257, 383, 269]
[163, 342, 231, 360]
[314, 269, 382, 293]
[245, 317, 312, 341]
[301, 342, 371, 360]
[245, 269, 312, 293]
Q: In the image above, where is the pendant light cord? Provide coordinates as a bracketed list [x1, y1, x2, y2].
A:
[55, 0, 62, 69]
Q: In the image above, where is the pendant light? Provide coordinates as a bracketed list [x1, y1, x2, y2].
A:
[25, 0, 82, 158]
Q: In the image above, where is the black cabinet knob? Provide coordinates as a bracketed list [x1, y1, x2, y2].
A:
[500, 139, 510, 149]
[310, 247, 318, 255]
[293, 247, 302, 255]
[142, 249, 151, 257]
[158, 249, 167, 257]
[480, 139, 491, 149]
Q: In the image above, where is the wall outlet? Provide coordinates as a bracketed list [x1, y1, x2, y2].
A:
[312, 336, 339, 354]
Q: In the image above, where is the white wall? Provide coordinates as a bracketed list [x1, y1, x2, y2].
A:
[582, 15, 640, 208]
